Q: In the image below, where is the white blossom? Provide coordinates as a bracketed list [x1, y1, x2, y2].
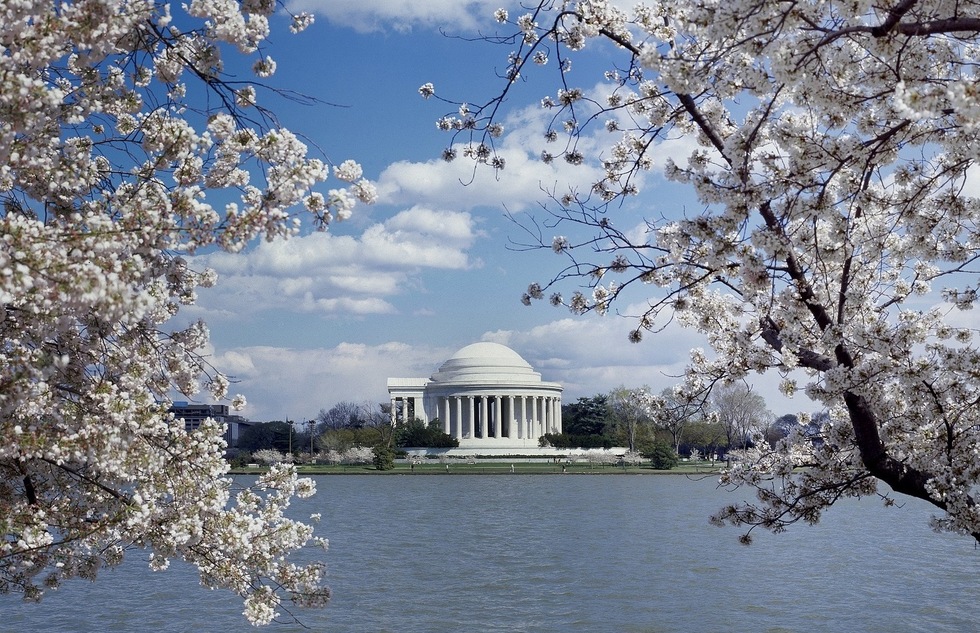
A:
[252, 57, 276, 77]
[333, 159, 363, 183]
[290, 12, 314, 34]
[0, 0, 371, 623]
[438, 0, 980, 543]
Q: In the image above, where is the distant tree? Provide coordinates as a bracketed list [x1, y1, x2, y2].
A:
[712, 384, 771, 452]
[682, 421, 728, 463]
[606, 387, 658, 452]
[396, 419, 459, 448]
[586, 451, 620, 469]
[252, 449, 292, 466]
[562, 395, 609, 436]
[647, 441, 679, 470]
[316, 401, 365, 432]
[621, 451, 646, 467]
[237, 421, 293, 454]
[315, 403, 396, 455]
[317, 427, 386, 452]
[654, 388, 702, 455]
[341, 446, 375, 466]
[364, 402, 396, 448]
[765, 414, 801, 448]
[372, 445, 396, 471]
[314, 450, 341, 466]
[542, 432, 613, 449]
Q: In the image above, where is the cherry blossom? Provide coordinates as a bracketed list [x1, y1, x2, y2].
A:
[1, 0, 371, 623]
[435, 0, 980, 542]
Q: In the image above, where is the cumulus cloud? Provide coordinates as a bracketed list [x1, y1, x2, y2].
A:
[376, 81, 704, 217]
[480, 310, 801, 415]
[214, 314, 801, 423]
[211, 317, 693, 422]
[285, 0, 503, 33]
[376, 145, 606, 213]
[193, 206, 477, 318]
[961, 164, 980, 198]
[213, 341, 458, 421]
[480, 315, 701, 398]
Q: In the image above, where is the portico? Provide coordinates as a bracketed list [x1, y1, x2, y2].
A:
[388, 342, 563, 449]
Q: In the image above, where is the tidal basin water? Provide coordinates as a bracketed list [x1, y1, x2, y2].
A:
[6, 474, 979, 632]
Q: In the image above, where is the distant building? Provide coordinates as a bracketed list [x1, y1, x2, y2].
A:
[169, 402, 252, 447]
[387, 342, 562, 451]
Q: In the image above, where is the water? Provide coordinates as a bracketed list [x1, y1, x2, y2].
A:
[4, 475, 978, 632]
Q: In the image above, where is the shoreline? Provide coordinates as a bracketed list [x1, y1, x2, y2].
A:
[229, 462, 725, 476]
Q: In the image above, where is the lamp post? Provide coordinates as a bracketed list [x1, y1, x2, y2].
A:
[308, 419, 315, 459]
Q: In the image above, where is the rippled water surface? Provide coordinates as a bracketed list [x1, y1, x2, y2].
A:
[5, 474, 978, 632]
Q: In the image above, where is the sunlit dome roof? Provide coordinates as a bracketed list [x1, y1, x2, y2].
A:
[429, 342, 542, 385]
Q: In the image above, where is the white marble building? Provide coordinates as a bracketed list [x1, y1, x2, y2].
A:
[387, 342, 563, 449]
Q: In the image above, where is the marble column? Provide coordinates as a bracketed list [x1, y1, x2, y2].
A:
[531, 395, 539, 439]
[468, 396, 475, 439]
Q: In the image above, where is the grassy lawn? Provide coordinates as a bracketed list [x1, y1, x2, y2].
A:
[231, 460, 725, 476]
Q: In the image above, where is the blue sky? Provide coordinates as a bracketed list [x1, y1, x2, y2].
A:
[182, 0, 800, 422]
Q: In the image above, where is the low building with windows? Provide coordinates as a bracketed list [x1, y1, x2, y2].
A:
[169, 402, 252, 447]
[387, 342, 563, 452]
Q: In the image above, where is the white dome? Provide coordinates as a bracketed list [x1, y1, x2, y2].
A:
[429, 342, 541, 385]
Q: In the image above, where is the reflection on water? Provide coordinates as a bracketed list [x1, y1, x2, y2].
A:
[4, 475, 978, 633]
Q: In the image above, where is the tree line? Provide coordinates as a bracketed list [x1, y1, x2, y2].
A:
[549, 383, 777, 464]
[231, 400, 458, 468]
[234, 382, 811, 470]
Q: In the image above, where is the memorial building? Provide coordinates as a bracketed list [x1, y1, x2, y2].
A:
[387, 342, 563, 450]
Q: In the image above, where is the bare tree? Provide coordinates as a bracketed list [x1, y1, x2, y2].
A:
[362, 402, 396, 448]
[606, 386, 657, 452]
[712, 384, 772, 453]
[316, 401, 366, 432]
[655, 388, 702, 455]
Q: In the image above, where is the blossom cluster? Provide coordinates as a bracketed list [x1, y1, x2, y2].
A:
[442, 1, 980, 541]
[0, 0, 371, 623]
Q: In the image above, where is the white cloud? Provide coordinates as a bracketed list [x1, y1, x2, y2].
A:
[376, 81, 706, 217]
[193, 206, 478, 318]
[482, 313, 803, 415]
[286, 0, 503, 33]
[481, 315, 700, 398]
[213, 341, 458, 421]
[376, 146, 606, 213]
[962, 164, 980, 198]
[214, 311, 805, 423]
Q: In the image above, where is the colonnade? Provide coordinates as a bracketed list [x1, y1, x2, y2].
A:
[389, 392, 561, 443]
[388, 343, 563, 448]
[391, 394, 423, 425]
[437, 393, 560, 441]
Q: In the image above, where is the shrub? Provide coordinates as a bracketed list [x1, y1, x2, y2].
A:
[372, 445, 396, 471]
[647, 441, 679, 470]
